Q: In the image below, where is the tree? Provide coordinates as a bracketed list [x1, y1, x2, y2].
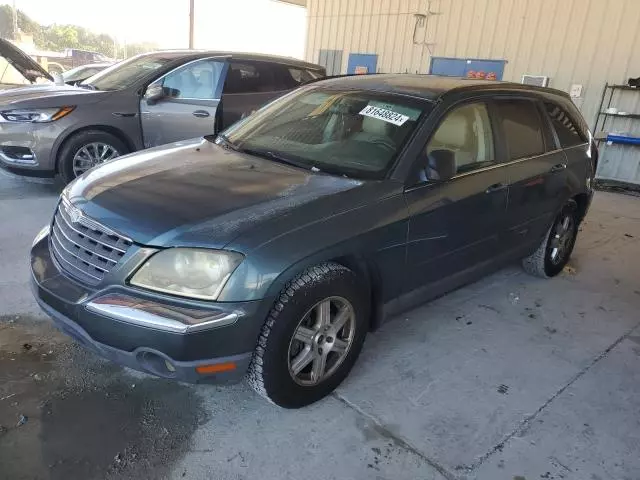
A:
[0, 4, 157, 59]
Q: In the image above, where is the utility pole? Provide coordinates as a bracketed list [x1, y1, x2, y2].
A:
[12, 0, 18, 39]
[189, 0, 195, 49]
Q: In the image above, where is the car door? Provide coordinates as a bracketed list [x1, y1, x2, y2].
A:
[403, 101, 509, 295]
[140, 58, 228, 148]
[495, 98, 570, 250]
[220, 61, 292, 129]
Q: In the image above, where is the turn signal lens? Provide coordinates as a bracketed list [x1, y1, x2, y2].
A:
[51, 106, 76, 121]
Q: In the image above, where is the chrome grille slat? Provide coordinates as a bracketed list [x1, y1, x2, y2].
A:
[57, 205, 129, 253]
[54, 211, 123, 264]
[51, 227, 109, 273]
[52, 215, 117, 267]
[49, 202, 132, 285]
[50, 234, 102, 281]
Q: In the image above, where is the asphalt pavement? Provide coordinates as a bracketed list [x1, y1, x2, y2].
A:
[1, 169, 639, 480]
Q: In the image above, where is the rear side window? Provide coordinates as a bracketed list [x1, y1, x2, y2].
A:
[495, 100, 545, 160]
[224, 61, 278, 94]
[288, 67, 323, 85]
[545, 102, 587, 148]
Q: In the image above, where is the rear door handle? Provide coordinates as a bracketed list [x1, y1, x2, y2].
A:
[550, 163, 567, 173]
[192, 110, 210, 118]
[485, 182, 507, 194]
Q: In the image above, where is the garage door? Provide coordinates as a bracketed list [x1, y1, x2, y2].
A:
[318, 49, 343, 76]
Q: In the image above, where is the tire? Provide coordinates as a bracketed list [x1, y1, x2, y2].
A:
[247, 262, 368, 408]
[59, 130, 129, 184]
[522, 200, 579, 278]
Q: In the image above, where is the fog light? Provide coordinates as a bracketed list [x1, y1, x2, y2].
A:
[0, 146, 37, 165]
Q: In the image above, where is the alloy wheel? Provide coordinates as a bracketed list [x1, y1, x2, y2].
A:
[72, 142, 120, 177]
[549, 213, 576, 265]
[288, 296, 356, 386]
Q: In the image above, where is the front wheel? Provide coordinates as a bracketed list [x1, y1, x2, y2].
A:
[59, 130, 128, 183]
[522, 200, 579, 278]
[247, 263, 368, 408]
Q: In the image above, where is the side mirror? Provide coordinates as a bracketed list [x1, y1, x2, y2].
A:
[144, 85, 180, 105]
[427, 149, 456, 182]
[144, 84, 165, 105]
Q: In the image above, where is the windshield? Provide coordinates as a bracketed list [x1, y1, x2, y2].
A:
[63, 64, 106, 82]
[81, 54, 173, 91]
[222, 87, 431, 179]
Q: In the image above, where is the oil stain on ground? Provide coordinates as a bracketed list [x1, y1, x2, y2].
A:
[0, 314, 206, 480]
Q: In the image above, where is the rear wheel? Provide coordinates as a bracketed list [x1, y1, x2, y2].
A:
[59, 130, 128, 183]
[522, 200, 579, 278]
[247, 263, 368, 408]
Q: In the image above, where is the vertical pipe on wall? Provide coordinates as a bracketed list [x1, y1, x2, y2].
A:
[188, 0, 195, 49]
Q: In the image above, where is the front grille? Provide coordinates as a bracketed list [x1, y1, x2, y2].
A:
[50, 200, 132, 285]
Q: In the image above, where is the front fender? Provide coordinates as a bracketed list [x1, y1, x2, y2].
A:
[217, 191, 409, 303]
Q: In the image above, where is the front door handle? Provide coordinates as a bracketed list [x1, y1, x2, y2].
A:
[192, 110, 210, 118]
[550, 163, 567, 173]
[485, 182, 507, 194]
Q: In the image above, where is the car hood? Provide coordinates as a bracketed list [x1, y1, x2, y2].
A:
[65, 138, 371, 248]
[0, 38, 53, 83]
[0, 84, 109, 107]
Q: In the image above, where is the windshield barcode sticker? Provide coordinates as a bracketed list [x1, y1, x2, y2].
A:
[359, 105, 410, 126]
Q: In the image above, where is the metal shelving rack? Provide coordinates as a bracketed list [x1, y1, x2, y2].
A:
[594, 83, 640, 144]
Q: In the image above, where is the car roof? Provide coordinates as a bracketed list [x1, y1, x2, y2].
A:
[140, 50, 325, 71]
[310, 74, 571, 101]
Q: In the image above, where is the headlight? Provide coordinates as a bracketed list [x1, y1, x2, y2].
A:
[130, 248, 243, 301]
[0, 106, 75, 123]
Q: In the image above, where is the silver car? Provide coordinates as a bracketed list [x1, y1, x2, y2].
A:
[0, 42, 325, 183]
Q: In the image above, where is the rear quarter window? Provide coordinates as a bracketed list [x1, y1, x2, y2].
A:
[495, 99, 546, 160]
[545, 102, 588, 148]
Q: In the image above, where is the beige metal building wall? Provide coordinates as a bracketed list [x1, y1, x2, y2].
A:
[305, 0, 640, 132]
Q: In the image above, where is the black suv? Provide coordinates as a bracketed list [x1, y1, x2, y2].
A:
[31, 75, 596, 408]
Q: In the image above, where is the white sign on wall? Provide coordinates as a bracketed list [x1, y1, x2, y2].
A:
[570, 84, 583, 98]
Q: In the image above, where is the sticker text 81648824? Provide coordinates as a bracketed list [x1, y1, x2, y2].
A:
[359, 105, 410, 126]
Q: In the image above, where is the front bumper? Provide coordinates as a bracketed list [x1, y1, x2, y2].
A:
[0, 120, 62, 175]
[31, 232, 271, 384]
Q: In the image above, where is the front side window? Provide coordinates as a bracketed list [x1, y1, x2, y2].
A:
[496, 99, 545, 160]
[83, 55, 175, 91]
[427, 103, 495, 175]
[161, 60, 225, 100]
[545, 102, 587, 148]
[221, 87, 431, 179]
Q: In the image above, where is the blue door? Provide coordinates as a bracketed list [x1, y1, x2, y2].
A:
[430, 57, 506, 80]
[347, 54, 378, 75]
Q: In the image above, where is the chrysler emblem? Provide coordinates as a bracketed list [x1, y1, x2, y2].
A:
[68, 206, 83, 224]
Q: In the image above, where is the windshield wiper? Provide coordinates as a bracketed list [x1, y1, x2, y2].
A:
[212, 134, 240, 151]
[239, 148, 310, 170]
